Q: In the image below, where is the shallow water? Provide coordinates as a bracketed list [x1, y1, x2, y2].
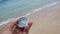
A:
[0, 0, 59, 22]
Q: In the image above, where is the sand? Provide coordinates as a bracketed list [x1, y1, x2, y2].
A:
[27, 3, 60, 34]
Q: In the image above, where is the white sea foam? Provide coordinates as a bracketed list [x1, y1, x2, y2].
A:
[24, 1, 57, 17]
[0, 1, 58, 27]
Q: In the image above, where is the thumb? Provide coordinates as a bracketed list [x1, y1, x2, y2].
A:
[4, 18, 18, 30]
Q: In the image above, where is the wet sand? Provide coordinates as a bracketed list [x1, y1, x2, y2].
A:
[27, 3, 60, 34]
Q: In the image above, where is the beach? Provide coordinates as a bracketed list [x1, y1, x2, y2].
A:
[0, 0, 60, 34]
[27, 2, 60, 34]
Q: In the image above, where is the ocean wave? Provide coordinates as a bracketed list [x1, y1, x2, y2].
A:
[24, 1, 57, 17]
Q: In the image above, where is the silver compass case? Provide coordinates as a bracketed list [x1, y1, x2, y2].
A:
[17, 17, 29, 28]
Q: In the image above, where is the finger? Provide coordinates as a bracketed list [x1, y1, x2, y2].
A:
[24, 25, 29, 33]
[28, 19, 33, 28]
[12, 25, 17, 34]
[5, 18, 18, 30]
[24, 19, 33, 33]
[19, 32, 23, 34]
[12, 25, 16, 31]
[23, 32, 28, 34]
[15, 28, 21, 34]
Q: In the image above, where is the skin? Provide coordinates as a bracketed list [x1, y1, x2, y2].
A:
[0, 18, 33, 34]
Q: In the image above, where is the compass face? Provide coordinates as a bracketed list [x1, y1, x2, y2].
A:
[17, 17, 28, 27]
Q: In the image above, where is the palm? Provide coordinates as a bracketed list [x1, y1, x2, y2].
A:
[0, 19, 32, 34]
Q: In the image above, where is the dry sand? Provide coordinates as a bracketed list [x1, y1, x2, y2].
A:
[27, 3, 60, 34]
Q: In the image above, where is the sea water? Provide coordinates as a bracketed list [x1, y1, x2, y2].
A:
[0, 0, 59, 22]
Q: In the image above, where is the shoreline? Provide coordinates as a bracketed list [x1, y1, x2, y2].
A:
[0, 1, 60, 34]
[0, 1, 58, 26]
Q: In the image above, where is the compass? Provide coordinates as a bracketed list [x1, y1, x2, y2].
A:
[17, 17, 28, 28]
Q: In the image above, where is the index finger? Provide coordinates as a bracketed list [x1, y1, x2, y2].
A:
[24, 19, 33, 33]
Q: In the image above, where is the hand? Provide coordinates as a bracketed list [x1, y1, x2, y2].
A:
[0, 18, 33, 34]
